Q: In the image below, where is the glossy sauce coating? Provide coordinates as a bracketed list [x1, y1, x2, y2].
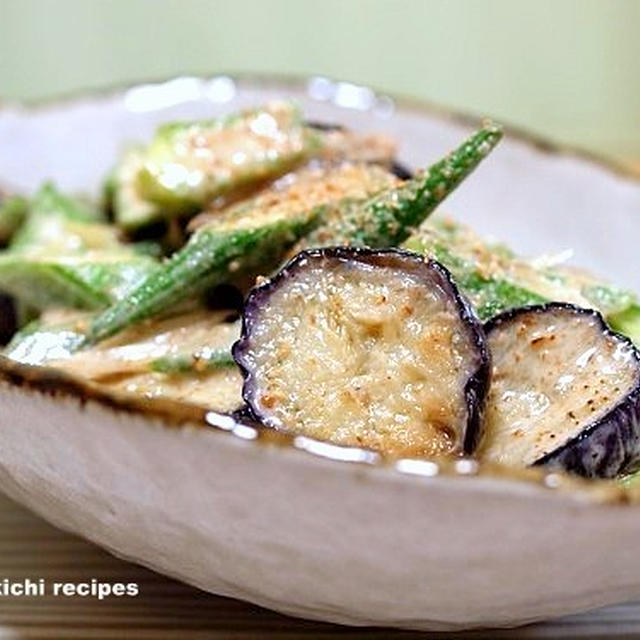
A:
[241, 255, 482, 457]
[480, 307, 638, 466]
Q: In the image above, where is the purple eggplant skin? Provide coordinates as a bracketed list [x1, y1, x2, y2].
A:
[304, 121, 345, 133]
[233, 247, 491, 456]
[0, 293, 17, 345]
[484, 302, 640, 478]
[388, 161, 413, 181]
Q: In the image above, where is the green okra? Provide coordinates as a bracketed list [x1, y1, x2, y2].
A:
[87, 163, 398, 343]
[292, 122, 504, 251]
[5, 320, 86, 366]
[109, 147, 165, 232]
[27, 182, 103, 224]
[86, 125, 502, 344]
[6, 319, 236, 373]
[0, 195, 28, 245]
[108, 104, 400, 233]
[5, 303, 240, 373]
[0, 259, 110, 310]
[405, 218, 640, 344]
[0, 183, 159, 312]
[150, 348, 235, 373]
[403, 229, 546, 320]
[608, 304, 640, 346]
[87, 212, 319, 343]
[580, 285, 637, 317]
[137, 102, 320, 215]
[10, 183, 112, 253]
[0, 254, 159, 312]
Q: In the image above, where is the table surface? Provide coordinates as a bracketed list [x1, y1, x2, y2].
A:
[0, 492, 639, 640]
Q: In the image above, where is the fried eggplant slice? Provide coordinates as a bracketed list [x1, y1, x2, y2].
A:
[5, 308, 243, 412]
[233, 248, 490, 458]
[479, 303, 640, 477]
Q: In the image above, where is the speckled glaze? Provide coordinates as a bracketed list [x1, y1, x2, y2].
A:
[1, 75, 640, 630]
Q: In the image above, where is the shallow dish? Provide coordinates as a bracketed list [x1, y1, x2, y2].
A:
[1, 75, 640, 631]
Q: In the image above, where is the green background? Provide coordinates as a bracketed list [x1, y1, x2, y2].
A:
[1, 0, 639, 164]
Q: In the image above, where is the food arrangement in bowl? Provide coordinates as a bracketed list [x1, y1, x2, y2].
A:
[1, 77, 640, 630]
[1, 100, 638, 479]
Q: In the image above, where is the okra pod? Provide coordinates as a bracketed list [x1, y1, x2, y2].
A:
[109, 110, 396, 232]
[87, 163, 397, 342]
[150, 348, 235, 373]
[10, 183, 113, 253]
[0, 184, 159, 312]
[403, 229, 546, 319]
[0, 254, 159, 312]
[405, 219, 640, 345]
[137, 102, 320, 214]
[293, 123, 503, 251]
[6, 308, 239, 379]
[110, 147, 164, 232]
[608, 304, 640, 346]
[0, 195, 28, 245]
[5, 319, 86, 366]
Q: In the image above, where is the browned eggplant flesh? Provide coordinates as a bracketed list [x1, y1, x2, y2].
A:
[233, 248, 490, 458]
[479, 304, 640, 477]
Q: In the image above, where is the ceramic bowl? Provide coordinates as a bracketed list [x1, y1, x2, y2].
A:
[0, 75, 639, 631]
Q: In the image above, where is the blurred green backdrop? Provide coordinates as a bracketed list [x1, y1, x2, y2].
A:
[1, 0, 639, 164]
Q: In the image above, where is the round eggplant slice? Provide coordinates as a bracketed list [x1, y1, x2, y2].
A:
[233, 248, 490, 458]
[479, 303, 640, 478]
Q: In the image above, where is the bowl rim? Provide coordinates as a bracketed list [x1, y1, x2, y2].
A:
[0, 354, 630, 504]
[3, 71, 640, 181]
[1, 72, 638, 501]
